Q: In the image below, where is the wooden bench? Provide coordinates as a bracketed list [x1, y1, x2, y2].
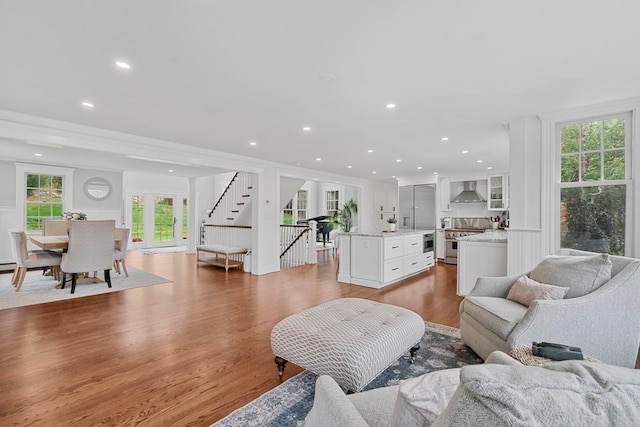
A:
[196, 244, 248, 271]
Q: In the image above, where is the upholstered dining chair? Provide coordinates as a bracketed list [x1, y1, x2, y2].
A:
[113, 228, 130, 277]
[61, 220, 115, 294]
[7, 229, 62, 291]
[42, 218, 69, 236]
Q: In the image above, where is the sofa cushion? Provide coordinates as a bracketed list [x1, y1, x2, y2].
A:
[506, 275, 569, 307]
[461, 297, 527, 340]
[530, 254, 612, 299]
[390, 368, 461, 427]
[432, 361, 640, 426]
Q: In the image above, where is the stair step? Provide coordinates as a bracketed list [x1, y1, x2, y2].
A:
[226, 217, 234, 220]
[237, 202, 245, 206]
[231, 210, 239, 213]
[247, 186, 253, 189]
[242, 194, 250, 197]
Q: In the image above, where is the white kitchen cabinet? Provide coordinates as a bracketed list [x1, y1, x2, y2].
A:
[487, 174, 509, 211]
[457, 240, 507, 296]
[436, 229, 445, 261]
[350, 236, 383, 283]
[439, 177, 451, 211]
[374, 190, 397, 214]
[339, 232, 434, 288]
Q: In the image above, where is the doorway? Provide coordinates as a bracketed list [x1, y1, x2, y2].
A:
[127, 193, 187, 249]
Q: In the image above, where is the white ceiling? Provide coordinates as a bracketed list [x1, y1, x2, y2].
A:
[1, 1, 639, 181]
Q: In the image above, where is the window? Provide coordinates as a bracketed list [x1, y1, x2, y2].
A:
[281, 190, 308, 225]
[297, 190, 308, 221]
[325, 190, 339, 218]
[558, 115, 630, 255]
[16, 163, 73, 232]
[131, 195, 144, 242]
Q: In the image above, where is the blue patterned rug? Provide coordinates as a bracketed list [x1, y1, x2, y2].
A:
[213, 321, 482, 426]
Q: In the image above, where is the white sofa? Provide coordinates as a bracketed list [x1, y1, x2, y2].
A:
[304, 351, 640, 426]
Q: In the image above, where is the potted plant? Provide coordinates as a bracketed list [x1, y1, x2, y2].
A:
[387, 216, 397, 232]
[336, 199, 358, 232]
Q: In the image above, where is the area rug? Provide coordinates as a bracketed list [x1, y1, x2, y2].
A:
[213, 321, 482, 427]
[0, 267, 170, 310]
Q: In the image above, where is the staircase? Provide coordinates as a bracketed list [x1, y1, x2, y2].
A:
[206, 172, 253, 225]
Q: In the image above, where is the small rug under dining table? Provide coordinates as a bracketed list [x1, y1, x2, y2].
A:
[212, 321, 482, 427]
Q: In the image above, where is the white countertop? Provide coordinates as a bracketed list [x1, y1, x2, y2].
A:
[343, 229, 435, 238]
[458, 230, 508, 243]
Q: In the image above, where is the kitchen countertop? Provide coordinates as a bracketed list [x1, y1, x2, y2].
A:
[458, 230, 508, 243]
[342, 229, 435, 238]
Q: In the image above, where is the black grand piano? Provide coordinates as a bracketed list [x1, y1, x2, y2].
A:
[297, 215, 334, 246]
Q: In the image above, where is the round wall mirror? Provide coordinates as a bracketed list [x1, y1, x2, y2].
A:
[84, 177, 112, 201]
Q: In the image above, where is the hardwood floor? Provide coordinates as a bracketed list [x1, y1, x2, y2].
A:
[0, 250, 462, 426]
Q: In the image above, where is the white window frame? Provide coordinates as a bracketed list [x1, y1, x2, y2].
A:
[324, 189, 340, 218]
[15, 163, 74, 233]
[540, 99, 639, 257]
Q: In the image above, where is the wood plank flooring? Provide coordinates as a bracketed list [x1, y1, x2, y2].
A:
[0, 250, 461, 426]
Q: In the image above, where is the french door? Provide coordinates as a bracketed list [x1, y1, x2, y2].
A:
[127, 193, 187, 249]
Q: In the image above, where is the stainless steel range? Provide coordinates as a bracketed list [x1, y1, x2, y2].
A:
[444, 217, 491, 265]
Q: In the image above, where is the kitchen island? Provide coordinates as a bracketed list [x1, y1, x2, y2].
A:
[337, 230, 435, 288]
[457, 230, 508, 296]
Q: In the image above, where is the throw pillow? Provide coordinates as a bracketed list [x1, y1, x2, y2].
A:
[391, 368, 461, 427]
[529, 254, 612, 299]
[506, 275, 569, 307]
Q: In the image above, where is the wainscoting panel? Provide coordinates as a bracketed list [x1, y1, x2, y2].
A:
[0, 208, 18, 264]
[507, 229, 544, 275]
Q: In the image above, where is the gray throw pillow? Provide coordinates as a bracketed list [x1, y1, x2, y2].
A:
[529, 254, 612, 299]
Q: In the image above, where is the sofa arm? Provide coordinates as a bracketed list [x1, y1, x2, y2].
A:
[304, 375, 370, 427]
[485, 351, 522, 366]
[467, 273, 523, 298]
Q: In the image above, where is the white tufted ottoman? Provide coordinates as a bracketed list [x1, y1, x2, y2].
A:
[270, 298, 426, 392]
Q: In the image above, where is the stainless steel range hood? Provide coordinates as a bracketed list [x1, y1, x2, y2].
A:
[451, 181, 486, 203]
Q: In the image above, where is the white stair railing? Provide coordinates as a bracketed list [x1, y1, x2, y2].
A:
[280, 223, 317, 269]
[200, 225, 252, 264]
[206, 172, 253, 225]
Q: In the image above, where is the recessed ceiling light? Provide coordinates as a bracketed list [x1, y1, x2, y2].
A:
[367, 149, 374, 153]
[347, 165, 353, 169]
[417, 166, 423, 170]
[34, 153, 42, 157]
[81, 101, 95, 108]
[477, 160, 483, 163]
[168, 169, 174, 173]
[115, 61, 131, 69]
[372, 171, 377, 174]
[385, 103, 396, 109]
[433, 171, 439, 175]
[396, 159, 401, 163]
[249, 141, 257, 146]
[487, 166, 493, 170]
[462, 150, 469, 154]
[302, 126, 311, 131]
[441, 137, 449, 141]
[316, 158, 321, 161]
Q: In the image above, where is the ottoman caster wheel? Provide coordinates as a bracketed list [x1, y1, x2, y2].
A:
[275, 356, 288, 377]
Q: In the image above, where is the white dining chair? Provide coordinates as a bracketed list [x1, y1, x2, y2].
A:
[61, 220, 115, 294]
[7, 229, 62, 291]
[113, 227, 130, 277]
[42, 218, 69, 236]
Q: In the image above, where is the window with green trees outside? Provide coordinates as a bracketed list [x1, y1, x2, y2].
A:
[559, 115, 629, 255]
[26, 174, 64, 232]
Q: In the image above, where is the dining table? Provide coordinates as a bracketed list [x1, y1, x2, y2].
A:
[29, 235, 120, 251]
[29, 235, 70, 250]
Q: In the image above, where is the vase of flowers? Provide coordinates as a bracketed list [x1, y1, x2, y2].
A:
[387, 216, 397, 232]
[63, 211, 87, 220]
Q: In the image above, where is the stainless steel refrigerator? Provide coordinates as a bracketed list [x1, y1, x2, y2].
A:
[399, 184, 437, 230]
